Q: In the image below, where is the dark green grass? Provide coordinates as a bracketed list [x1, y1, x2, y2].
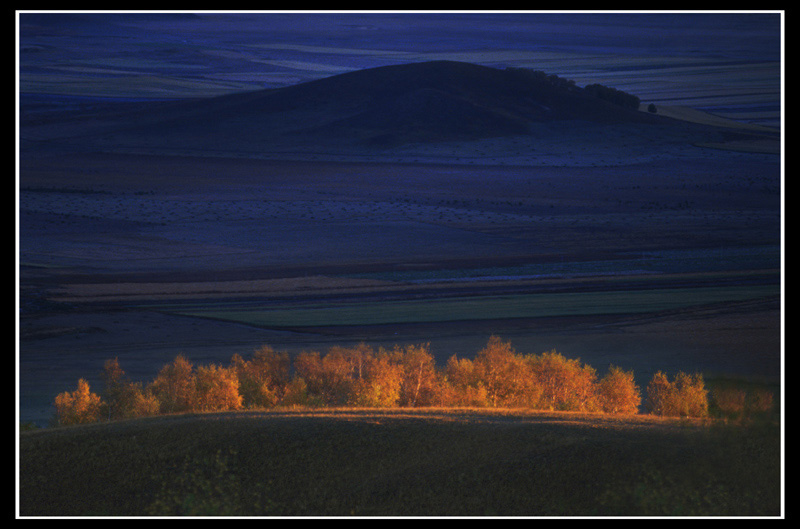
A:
[18, 409, 781, 517]
[171, 285, 778, 328]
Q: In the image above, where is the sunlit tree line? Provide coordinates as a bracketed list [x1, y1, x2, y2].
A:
[52, 336, 732, 426]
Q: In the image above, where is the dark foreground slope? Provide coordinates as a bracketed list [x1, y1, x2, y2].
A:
[19, 409, 781, 517]
[24, 60, 726, 154]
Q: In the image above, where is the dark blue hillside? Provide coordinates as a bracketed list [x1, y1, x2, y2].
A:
[105, 60, 670, 147]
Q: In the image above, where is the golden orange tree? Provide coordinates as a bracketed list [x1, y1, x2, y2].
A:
[148, 354, 197, 414]
[231, 346, 291, 408]
[596, 365, 641, 414]
[673, 371, 709, 417]
[53, 378, 104, 426]
[128, 386, 161, 418]
[645, 371, 708, 417]
[439, 355, 490, 407]
[349, 348, 403, 408]
[281, 376, 315, 407]
[395, 343, 438, 407]
[473, 336, 540, 407]
[292, 350, 324, 400]
[194, 364, 243, 412]
[49, 338, 700, 426]
[101, 358, 160, 420]
[293, 349, 354, 405]
[101, 357, 131, 420]
[528, 350, 599, 411]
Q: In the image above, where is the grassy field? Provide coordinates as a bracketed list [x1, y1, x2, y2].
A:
[18, 409, 782, 517]
[169, 285, 778, 329]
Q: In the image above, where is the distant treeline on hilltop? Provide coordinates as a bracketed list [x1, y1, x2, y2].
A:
[504, 67, 642, 110]
[49, 337, 775, 427]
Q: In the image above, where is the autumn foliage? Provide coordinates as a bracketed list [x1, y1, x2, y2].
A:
[148, 354, 197, 415]
[710, 385, 775, 420]
[54, 378, 104, 426]
[231, 346, 290, 408]
[52, 337, 723, 426]
[597, 366, 641, 415]
[645, 371, 709, 417]
[100, 358, 160, 420]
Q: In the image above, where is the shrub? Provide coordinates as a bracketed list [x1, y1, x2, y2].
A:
[746, 388, 774, 415]
[438, 380, 490, 408]
[53, 378, 104, 426]
[281, 377, 317, 407]
[597, 366, 641, 414]
[710, 384, 774, 419]
[712, 388, 747, 418]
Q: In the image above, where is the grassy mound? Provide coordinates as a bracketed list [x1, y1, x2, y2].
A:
[19, 409, 781, 517]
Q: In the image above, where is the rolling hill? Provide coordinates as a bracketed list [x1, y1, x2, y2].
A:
[125, 60, 663, 145]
